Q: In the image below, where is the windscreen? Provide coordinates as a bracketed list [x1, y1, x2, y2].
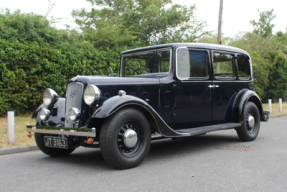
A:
[121, 49, 171, 77]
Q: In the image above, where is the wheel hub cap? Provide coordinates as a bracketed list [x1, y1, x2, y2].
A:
[123, 129, 138, 148]
[247, 115, 255, 128]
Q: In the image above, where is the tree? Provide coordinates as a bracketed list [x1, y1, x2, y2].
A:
[266, 51, 287, 101]
[73, 0, 206, 44]
[250, 9, 276, 39]
[72, 0, 207, 72]
[265, 31, 287, 101]
[0, 10, 102, 116]
[0, 9, 53, 115]
[228, 32, 277, 100]
[197, 33, 231, 45]
[228, 9, 286, 101]
[229, 27, 287, 102]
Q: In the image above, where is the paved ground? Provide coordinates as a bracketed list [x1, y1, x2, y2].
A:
[0, 117, 286, 192]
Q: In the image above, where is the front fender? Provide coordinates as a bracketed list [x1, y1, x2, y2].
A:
[92, 95, 147, 118]
[92, 95, 189, 137]
[32, 98, 66, 126]
[232, 89, 267, 122]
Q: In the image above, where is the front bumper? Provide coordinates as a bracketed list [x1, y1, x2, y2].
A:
[26, 125, 96, 137]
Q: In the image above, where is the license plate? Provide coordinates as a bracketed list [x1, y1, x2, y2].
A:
[44, 136, 68, 149]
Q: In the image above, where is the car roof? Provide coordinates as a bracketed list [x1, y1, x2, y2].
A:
[121, 43, 249, 56]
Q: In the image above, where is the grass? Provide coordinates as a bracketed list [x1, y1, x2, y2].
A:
[262, 101, 287, 114]
[0, 116, 36, 148]
[0, 101, 286, 148]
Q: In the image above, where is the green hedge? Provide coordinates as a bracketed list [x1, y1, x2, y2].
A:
[0, 11, 116, 116]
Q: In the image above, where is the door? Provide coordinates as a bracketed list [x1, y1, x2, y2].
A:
[211, 51, 238, 124]
[172, 48, 212, 129]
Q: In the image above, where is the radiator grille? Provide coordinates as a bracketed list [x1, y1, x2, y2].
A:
[65, 82, 84, 128]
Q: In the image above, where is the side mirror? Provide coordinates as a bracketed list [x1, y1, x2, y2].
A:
[109, 67, 113, 76]
[108, 67, 119, 77]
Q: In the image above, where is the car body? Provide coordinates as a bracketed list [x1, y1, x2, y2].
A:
[27, 43, 269, 169]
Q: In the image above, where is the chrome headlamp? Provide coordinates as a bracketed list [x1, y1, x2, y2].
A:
[69, 108, 81, 121]
[39, 108, 51, 121]
[83, 85, 101, 105]
[43, 88, 59, 107]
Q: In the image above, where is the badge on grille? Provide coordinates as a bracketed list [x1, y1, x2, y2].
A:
[70, 90, 77, 98]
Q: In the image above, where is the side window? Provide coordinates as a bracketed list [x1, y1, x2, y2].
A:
[160, 59, 170, 72]
[237, 55, 250, 79]
[158, 50, 170, 73]
[177, 48, 209, 79]
[213, 53, 235, 78]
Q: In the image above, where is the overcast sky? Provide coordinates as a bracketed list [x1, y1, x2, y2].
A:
[1, 0, 286, 37]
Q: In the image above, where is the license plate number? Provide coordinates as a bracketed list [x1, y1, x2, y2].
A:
[44, 136, 68, 149]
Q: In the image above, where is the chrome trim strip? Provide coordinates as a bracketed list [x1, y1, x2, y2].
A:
[27, 125, 96, 137]
[94, 82, 160, 86]
[177, 80, 253, 84]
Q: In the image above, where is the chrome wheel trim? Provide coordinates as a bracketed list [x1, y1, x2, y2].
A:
[246, 113, 255, 133]
[123, 129, 138, 148]
[117, 122, 142, 157]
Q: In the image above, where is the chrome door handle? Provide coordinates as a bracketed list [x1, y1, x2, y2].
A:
[208, 85, 219, 88]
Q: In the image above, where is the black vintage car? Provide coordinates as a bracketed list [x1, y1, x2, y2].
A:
[27, 43, 269, 169]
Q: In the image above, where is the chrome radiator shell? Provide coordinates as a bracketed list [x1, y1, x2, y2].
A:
[65, 82, 84, 128]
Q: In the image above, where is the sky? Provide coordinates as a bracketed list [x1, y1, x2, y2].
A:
[1, 0, 286, 37]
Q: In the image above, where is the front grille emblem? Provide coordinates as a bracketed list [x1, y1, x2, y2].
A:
[70, 90, 77, 98]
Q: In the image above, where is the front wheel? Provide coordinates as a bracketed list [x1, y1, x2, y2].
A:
[100, 108, 151, 169]
[236, 102, 260, 141]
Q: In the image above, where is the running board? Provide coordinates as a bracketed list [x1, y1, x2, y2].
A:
[175, 123, 241, 136]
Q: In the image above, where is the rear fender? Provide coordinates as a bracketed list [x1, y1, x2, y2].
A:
[232, 89, 267, 122]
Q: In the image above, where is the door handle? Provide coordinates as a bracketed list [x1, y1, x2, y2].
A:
[208, 85, 219, 88]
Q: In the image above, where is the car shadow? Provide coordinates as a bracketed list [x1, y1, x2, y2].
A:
[38, 131, 243, 170]
[148, 133, 241, 160]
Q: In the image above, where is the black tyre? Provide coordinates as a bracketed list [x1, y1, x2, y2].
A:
[100, 108, 151, 169]
[236, 102, 260, 141]
[35, 133, 75, 157]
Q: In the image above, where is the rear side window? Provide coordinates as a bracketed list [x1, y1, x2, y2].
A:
[213, 53, 235, 79]
[237, 55, 250, 79]
[177, 48, 209, 79]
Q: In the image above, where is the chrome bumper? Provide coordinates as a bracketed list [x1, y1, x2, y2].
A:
[26, 125, 96, 137]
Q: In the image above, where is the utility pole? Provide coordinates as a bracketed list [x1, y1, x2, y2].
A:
[217, 0, 223, 44]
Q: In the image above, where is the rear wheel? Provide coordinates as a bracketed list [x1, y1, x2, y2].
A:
[35, 133, 75, 157]
[100, 108, 151, 169]
[236, 102, 260, 141]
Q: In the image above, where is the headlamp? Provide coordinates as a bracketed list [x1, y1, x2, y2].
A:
[43, 88, 59, 107]
[83, 85, 101, 105]
[69, 108, 81, 121]
[39, 108, 51, 121]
